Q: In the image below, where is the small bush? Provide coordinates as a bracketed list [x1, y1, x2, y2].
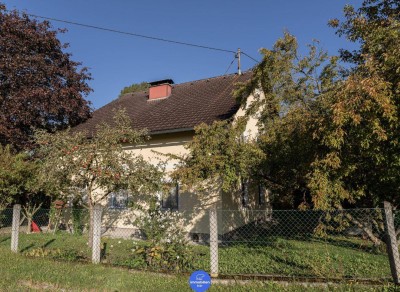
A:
[23, 247, 86, 262]
[133, 199, 193, 271]
[71, 208, 88, 235]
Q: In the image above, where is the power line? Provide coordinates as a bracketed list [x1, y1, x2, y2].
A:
[12, 10, 236, 54]
[223, 56, 236, 75]
[242, 52, 259, 63]
[7, 10, 260, 64]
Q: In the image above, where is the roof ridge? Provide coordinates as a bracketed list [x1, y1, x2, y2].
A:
[118, 70, 252, 99]
[174, 70, 251, 87]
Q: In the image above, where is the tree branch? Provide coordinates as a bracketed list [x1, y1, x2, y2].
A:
[343, 212, 383, 246]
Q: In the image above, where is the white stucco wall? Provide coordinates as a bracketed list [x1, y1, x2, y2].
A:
[233, 92, 260, 139]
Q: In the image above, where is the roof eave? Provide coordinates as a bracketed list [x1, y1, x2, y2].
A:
[149, 127, 195, 135]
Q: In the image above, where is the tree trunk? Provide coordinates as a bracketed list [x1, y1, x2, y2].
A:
[22, 203, 42, 234]
[344, 212, 383, 246]
[88, 203, 94, 248]
[27, 217, 32, 234]
[86, 187, 94, 248]
[51, 209, 61, 234]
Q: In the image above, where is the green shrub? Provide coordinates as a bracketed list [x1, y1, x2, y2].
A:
[71, 208, 87, 235]
[133, 199, 193, 271]
[23, 247, 86, 262]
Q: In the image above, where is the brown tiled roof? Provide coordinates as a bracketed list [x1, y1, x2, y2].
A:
[74, 72, 252, 136]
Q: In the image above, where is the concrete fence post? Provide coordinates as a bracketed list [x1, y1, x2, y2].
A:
[209, 205, 219, 277]
[11, 204, 21, 253]
[92, 204, 102, 264]
[384, 201, 400, 285]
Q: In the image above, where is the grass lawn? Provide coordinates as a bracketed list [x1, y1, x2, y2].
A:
[0, 247, 392, 291]
[218, 237, 391, 279]
[0, 232, 393, 281]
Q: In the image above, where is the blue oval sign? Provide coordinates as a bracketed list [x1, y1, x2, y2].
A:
[189, 270, 211, 292]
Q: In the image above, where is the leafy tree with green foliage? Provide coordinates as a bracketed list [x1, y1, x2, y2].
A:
[313, 0, 400, 210]
[234, 32, 341, 209]
[0, 145, 50, 232]
[35, 109, 163, 245]
[0, 4, 92, 150]
[171, 118, 264, 197]
[236, 1, 400, 243]
[174, 1, 400, 244]
[0, 145, 39, 211]
[172, 32, 340, 207]
[305, 0, 400, 243]
[235, 0, 400, 211]
[119, 82, 149, 97]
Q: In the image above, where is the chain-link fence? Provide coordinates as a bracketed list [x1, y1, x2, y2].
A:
[215, 209, 391, 281]
[0, 205, 399, 284]
[384, 204, 400, 284]
[0, 208, 13, 234]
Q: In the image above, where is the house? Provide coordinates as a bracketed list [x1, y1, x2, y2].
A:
[74, 71, 269, 240]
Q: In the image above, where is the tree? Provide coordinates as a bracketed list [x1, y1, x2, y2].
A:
[119, 82, 149, 97]
[35, 109, 163, 245]
[312, 0, 400, 209]
[173, 118, 263, 192]
[172, 33, 340, 208]
[173, 0, 400, 244]
[0, 145, 39, 211]
[234, 1, 400, 243]
[0, 4, 92, 150]
[234, 32, 341, 209]
[235, 1, 400, 211]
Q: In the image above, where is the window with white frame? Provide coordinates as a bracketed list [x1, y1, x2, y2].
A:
[161, 183, 179, 210]
[108, 190, 130, 209]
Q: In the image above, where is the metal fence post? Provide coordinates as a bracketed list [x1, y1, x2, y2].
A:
[384, 201, 400, 285]
[92, 204, 102, 264]
[11, 204, 21, 253]
[209, 205, 219, 277]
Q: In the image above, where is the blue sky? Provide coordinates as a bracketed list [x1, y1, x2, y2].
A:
[3, 0, 362, 110]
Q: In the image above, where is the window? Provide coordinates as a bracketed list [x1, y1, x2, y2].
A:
[108, 190, 130, 209]
[161, 183, 179, 210]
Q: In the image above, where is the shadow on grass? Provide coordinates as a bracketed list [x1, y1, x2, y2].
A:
[269, 254, 314, 275]
[41, 239, 56, 249]
[101, 242, 107, 260]
[219, 236, 300, 249]
[307, 236, 385, 255]
[0, 236, 10, 243]
[221, 232, 383, 256]
[20, 243, 35, 253]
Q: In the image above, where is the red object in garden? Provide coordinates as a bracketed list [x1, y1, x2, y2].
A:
[31, 221, 41, 233]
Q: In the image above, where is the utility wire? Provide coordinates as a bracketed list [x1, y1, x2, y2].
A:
[242, 52, 259, 63]
[8, 10, 260, 64]
[12, 11, 236, 54]
[223, 56, 237, 75]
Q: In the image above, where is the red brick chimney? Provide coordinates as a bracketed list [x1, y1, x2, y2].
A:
[148, 79, 174, 100]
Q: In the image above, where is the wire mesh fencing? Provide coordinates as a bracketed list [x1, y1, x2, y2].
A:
[216, 208, 394, 282]
[0, 206, 209, 273]
[0, 205, 399, 284]
[0, 208, 13, 234]
[396, 209, 400, 283]
[98, 206, 210, 273]
[384, 204, 400, 284]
